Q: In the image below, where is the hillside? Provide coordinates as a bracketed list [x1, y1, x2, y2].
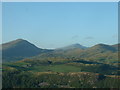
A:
[2, 39, 119, 88]
[76, 44, 118, 63]
[1, 39, 119, 64]
[56, 43, 87, 50]
[111, 43, 120, 51]
[32, 43, 119, 64]
[1, 39, 52, 62]
[2, 57, 120, 88]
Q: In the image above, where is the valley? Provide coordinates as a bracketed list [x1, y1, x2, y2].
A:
[1, 39, 120, 88]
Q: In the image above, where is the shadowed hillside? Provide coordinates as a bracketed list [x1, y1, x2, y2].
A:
[1, 39, 52, 62]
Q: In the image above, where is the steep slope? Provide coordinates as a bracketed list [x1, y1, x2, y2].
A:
[2, 39, 52, 62]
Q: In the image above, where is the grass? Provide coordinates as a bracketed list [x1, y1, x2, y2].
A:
[3, 60, 118, 75]
[29, 64, 81, 72]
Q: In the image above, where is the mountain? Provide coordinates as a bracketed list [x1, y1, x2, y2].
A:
[56, 43, 87, 51]
[1, 39, 52, 62]
[36, 43, 87, 59]
[86, 44, 117, 53]
[2, 40, 119, 88]
[76, 44, 118, 63]
[1, 39, 119, 63]
[111, 43, 120, 51]
[32, 43, 118, 63]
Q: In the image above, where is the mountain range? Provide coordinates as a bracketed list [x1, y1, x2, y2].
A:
[2, 39, 120, 88]
[1, 39, 119, 63]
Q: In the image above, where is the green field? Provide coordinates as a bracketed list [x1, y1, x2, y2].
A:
[29, 64, 81, 72]
[2, 59, 120, 88]
[3, 59, 118, 75]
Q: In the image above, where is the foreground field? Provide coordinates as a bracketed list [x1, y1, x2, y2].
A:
[2, 70, 120, 88]
[2, 58, 120, 88]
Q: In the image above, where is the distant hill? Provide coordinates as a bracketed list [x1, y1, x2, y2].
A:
[56, 43, 87, 50]
[76, 44, 118, 63]
[1, 39, 52, 62]
[32, 43, 118, 63]
[1, 39, 119, 63]
[83, 44, 117, 55]
[111, 43, 120, 51]
[32, 43, 87, 59]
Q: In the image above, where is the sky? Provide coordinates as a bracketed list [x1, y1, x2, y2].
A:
[2, 2, 118, 49]
[0, 2, 2, 45]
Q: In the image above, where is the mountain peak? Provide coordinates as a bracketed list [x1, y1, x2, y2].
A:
[2, 39, 26, 45]
[14, 39, 28, 43]
[2, 39, 48, 62]
[56, 43, 87, 50]
[90, 43, 117, 52]
[71, 43, 81, 46]
[15, 39, 25, 41]
[69, 43, 86, 48]
[2, 39, 37, 51]
[95, 43, 108, 47]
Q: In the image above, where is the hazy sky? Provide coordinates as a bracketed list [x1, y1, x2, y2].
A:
[2, 2, 118, 49]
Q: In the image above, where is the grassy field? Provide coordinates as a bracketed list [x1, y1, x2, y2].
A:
[3, 60, 118, 75]
[29, 64, 81, 72]
[2, 59, 120, 88]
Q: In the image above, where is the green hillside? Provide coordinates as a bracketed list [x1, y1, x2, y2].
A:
[31, 43, 119, 64]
